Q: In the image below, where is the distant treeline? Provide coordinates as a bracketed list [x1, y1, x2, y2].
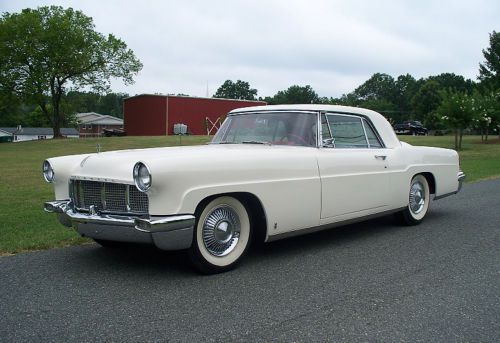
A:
[259, 72, 476, 125]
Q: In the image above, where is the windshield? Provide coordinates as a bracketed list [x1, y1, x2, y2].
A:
[211, 111, 318, 147]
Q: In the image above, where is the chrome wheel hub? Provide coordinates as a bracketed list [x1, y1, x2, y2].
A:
[202, 205, 240, 256]
[409, 181, 426, 214]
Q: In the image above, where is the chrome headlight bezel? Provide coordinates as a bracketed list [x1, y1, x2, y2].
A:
[133, 162, 152, 192]
[43, 160, 55, 183]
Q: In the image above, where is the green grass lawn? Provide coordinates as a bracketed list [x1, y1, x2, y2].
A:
[0, 136, 210, 254]
[0, 134, 498, 255]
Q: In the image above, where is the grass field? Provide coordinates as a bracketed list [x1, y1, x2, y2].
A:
[0, 134, 498, 255]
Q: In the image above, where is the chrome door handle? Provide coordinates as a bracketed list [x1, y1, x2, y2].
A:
[375, 155, 387, 160]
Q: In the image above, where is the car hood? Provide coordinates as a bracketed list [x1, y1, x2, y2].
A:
[69, 144, 317, 183]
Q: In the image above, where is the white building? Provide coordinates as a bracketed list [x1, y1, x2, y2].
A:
[0, 126, 79, 142]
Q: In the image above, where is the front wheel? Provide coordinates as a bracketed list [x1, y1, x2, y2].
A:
[396, 174, 430, 225]
[189, 196, 251, 274]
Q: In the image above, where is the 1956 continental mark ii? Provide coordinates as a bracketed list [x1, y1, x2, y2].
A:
[43, 105, 465, 273]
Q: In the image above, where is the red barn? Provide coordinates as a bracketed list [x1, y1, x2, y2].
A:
[124, 94, 266, 136]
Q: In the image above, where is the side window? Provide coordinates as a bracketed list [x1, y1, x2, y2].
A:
[362, 119, 383, 148]
[327, 115, 368, 148]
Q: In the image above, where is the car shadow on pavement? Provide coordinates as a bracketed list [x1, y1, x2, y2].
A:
[245, 209, 452, 265]
[69, 243, 196, 276]
[65, 210, 451, 276]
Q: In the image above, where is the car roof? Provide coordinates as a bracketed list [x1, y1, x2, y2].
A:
[230, 104, 374, 116]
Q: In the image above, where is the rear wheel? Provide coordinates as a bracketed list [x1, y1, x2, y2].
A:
[189, 196, 251, 274]
[396, 174, 430, 225]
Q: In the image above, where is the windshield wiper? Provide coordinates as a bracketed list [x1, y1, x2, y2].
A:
[242, 140, 271, 145]
[210, 141, 236, 144]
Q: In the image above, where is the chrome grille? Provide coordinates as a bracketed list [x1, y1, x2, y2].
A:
[104, 183, 127, 212]
[129, 187, 148, 212]
[70, 180, 148, 214]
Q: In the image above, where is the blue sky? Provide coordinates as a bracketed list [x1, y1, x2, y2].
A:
[1, 0, 498, 98]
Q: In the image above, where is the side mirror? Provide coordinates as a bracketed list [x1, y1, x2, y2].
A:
[322, 138, 335, 148]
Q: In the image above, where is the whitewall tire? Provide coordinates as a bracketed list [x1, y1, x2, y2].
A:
[396, 174, 430, 225]
[189, 196, 251, 274]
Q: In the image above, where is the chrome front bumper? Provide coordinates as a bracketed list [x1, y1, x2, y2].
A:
[44, 200, 195, 251]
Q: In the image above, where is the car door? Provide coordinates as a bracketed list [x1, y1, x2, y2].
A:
[317, 112, 391, 223]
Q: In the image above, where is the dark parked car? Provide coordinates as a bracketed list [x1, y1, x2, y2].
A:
[393, 121, 428, 135]
[103, 129, 126, 137]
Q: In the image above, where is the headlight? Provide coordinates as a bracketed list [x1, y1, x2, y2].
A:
[43, 160, 55, 183]
[133, 162, 151, 192]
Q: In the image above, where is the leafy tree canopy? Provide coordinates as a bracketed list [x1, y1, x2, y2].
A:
[411, 80, 443, 119]
[213, 80, 257, 100]
[0, 6, 142, 136]
[268, 85, 319, 104]
[427, 73, 474, 94]
[436, 89, 475, 149]
[478, 31, 500, 90]
[353, 73, 396, 102]
[394, 74, 420, 112]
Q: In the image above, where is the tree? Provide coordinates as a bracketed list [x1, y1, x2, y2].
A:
[411, 80, 442, 121]
[213, 80, 257, 100]
[63, 91, 129, 118]
[0, 88, 23, 126]
[470, 90, 500, 141]
[478, 31, 500, 90]
[394, 74, 420, 113]
[436, 90, 474, 150]
[353, 73, 397, 102]
[0, 6, 142, 137]
[428, 73, 474, 94]
[269, 85, 319, 104]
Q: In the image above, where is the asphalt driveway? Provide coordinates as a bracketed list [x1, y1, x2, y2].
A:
[1, 179, 499, 342]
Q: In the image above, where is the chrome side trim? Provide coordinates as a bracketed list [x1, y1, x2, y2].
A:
[433, 191, 456, 200]
[266, 207, 405, 242]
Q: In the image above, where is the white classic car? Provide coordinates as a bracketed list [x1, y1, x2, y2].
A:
[44, 105, 465, 273]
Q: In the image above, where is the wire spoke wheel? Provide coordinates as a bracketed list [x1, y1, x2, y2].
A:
[202, 205, 241, 257]
[409, 181, 426, 214]
[396, 174, 430, 225]
[189, 196, 251, 274]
